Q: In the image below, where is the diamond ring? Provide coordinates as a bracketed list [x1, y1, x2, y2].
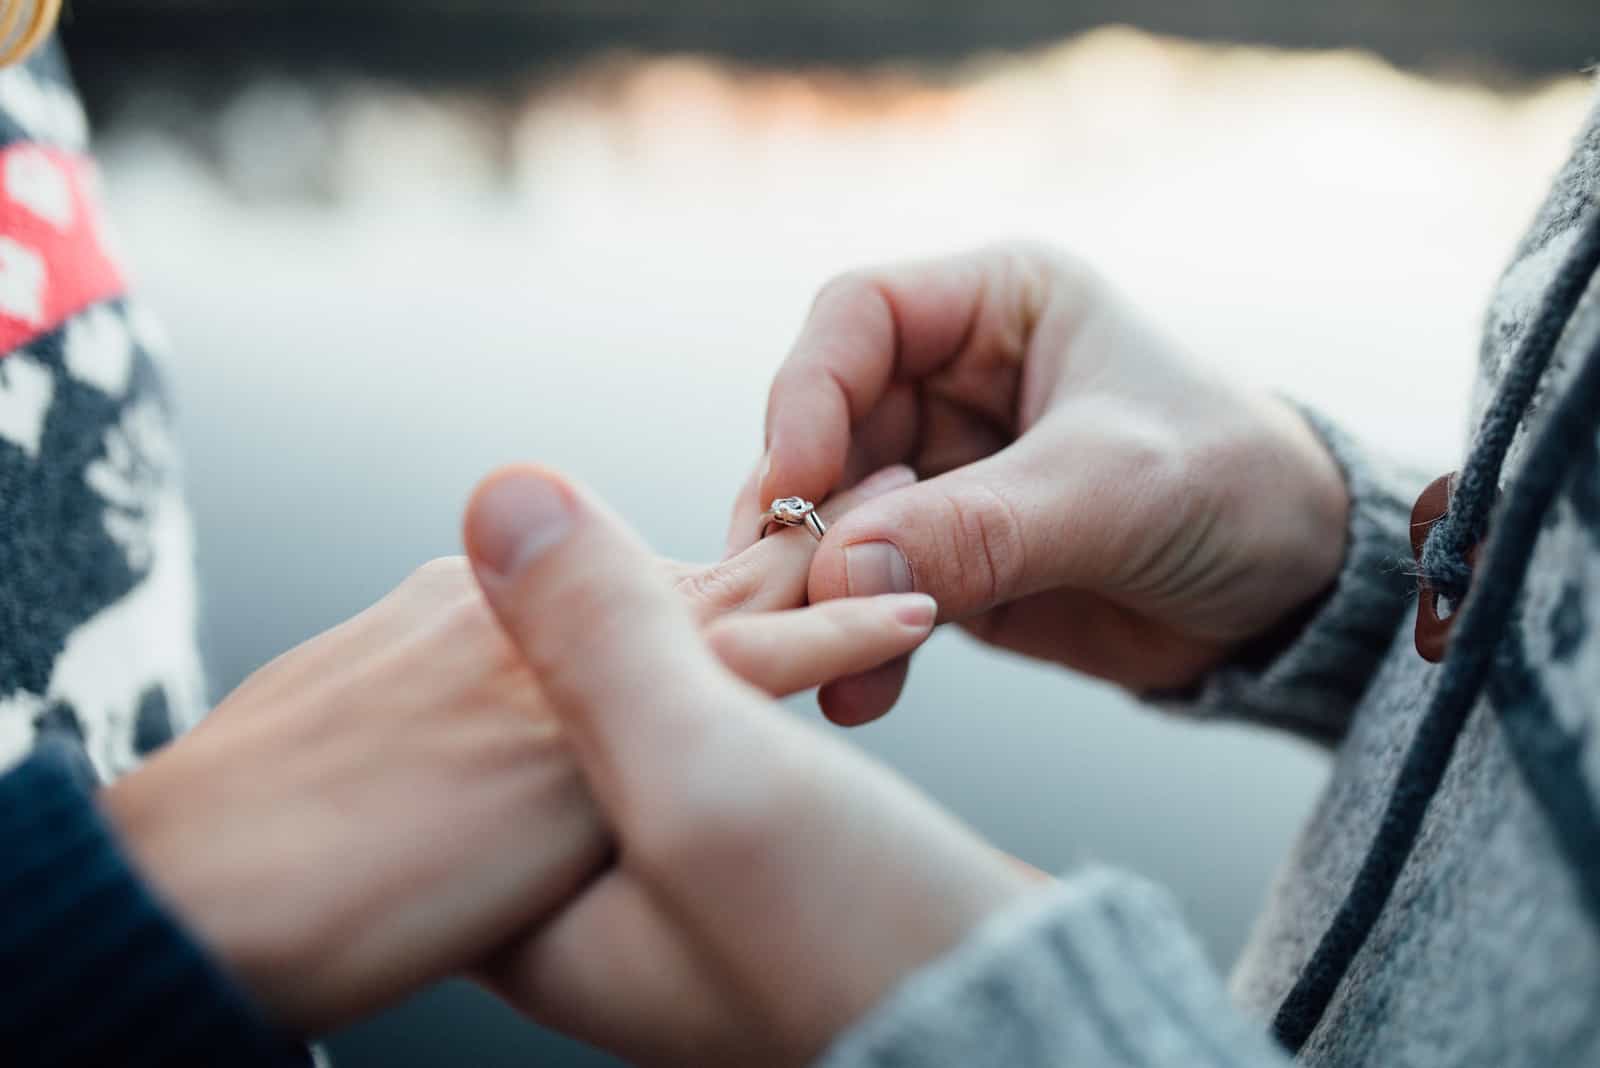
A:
[759, 497, 828, 542]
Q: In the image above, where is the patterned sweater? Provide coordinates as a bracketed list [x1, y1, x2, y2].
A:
[0, 43, 306, 1065]
[822, 80, 1600, 1068]
[0, 44, 205, 780]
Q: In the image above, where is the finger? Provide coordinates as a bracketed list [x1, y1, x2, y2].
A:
[808, 430, 1137, 624]
[838, 382, 922, 487]
[464, 465, 751, 809]
[914, 388, 1013, 478]
[722, 460, 766, 559]
[706, 594, 935, 697]
[681, 463, 915, 623]
[759, 247, 1047, 513]
[836, 383, 1013, 489]
[818, 655, 911, 728]
[725, 387, 922, 560]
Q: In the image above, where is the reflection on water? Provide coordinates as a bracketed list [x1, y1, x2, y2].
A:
[96, 26, 1592, 1065]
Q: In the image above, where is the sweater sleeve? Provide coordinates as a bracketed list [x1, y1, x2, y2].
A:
[817, 867, 1292, 1068]
[0, 739, 313, 1068]
[1151, 408, 1425, 744]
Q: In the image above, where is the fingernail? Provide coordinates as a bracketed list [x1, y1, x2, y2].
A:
[473, 472, 574, 576]
[855, 464, 917, 500]
[758, 449, 773, 490]
[886, 593, 937, 629]
[844, 541, 914, 596]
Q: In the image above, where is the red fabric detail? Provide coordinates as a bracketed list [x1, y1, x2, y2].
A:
[0, 146, 126, 359]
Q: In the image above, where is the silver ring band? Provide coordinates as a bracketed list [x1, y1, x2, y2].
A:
[759, 497, 828, 542]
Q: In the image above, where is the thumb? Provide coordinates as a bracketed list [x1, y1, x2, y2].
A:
[463, 465, 746, 807]
[807, 441, 1097, 623]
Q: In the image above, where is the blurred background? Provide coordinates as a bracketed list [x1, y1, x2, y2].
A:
[61, 1, 1597, 1065]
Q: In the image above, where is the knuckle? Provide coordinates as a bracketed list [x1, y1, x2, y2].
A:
[675, 562, 752, 615]
[409, 554, 471, 590]
[431, 580, 518, 660]
[985, 241, 1104, 343]
[449, 595, 519, 674]
[813, 268, 876, 311]
[1108, 421, 1191, 511]
[989, 239, 1096, 294]
[1083, 421, 1199, 592]
[434, 580, 491, 631]
[937, 485, 1026, 607]
[399, 556, 483, 625]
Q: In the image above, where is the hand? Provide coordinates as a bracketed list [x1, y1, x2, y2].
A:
[726, 244, 1350, 720]
[467, 466, 1036, 1067]
[99, 467, 931, 1035]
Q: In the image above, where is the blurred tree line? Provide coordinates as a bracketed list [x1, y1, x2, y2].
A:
[60, 0, 1600, 119]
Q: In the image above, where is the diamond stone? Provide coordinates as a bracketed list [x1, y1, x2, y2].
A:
[770, 497, 813, 523]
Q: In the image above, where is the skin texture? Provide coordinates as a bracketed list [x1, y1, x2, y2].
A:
[468, 467, 1036, 1067]
[100, 466, 932, 1036]
[726, 243, 1351, 723]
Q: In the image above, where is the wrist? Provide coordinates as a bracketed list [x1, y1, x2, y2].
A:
[0, 747, 308, 1063]
[100, 741, 329, 1034]
[788, 790, 1040, 1063]
[812, 856, 1037, 1066]
[1217, 392, 1351, 645]
[1267, 395, 1353, 604]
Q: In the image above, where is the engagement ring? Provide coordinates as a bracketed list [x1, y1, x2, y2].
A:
[759, 497, 827, 542]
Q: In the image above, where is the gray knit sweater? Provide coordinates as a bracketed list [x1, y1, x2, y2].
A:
[820, 83, 1600, 1068]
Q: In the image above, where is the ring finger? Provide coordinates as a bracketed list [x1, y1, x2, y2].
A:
[676, 463, 917, 623]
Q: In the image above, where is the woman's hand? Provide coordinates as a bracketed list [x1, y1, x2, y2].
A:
[668, 464, 937, 691]
[468, 467, 1037, 1067]
[98, 466, 930, 1035]
[726, 244, 1350, 721]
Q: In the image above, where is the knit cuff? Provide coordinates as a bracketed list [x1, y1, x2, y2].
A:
[816, 866, 1290, 1068]
[0, 739, 312, 1067]
[1152, 407, 1423, 743]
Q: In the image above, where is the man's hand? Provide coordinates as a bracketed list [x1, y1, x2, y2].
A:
[101, 466, 931, 1035]
[467, 467, 1035, 1067]
[726, 244, 1350, 722]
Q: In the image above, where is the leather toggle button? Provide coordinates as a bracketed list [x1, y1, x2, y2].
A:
[1410, 472, 1480, 663]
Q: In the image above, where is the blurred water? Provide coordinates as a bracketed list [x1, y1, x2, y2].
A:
[94, 28, 1593, 1066]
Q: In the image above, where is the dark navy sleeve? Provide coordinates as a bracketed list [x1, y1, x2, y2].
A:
[0, 739, 313, 1067]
